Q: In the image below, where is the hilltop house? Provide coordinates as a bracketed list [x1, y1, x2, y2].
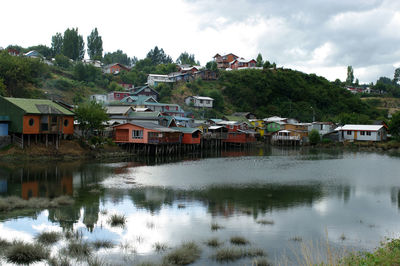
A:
[90, 94, 108, 104]
[184, 96, 214, 108]
[213, 53, 239, 69]
[0, 97, 74, 147]
[132, 85, 159, 101]
[102, 63, 130, 74]
[107, 91, 131, 101]
[147, 74, 174, 87]
[229, 58, 259, 70]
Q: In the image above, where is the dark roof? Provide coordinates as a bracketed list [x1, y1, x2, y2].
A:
[133, 86, 159, 95]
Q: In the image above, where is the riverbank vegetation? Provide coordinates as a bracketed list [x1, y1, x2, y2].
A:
[0, 195, 74, 212]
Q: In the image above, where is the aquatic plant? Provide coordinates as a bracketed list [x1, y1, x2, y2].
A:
[289, 236, 303, 242]
[211, 222, 224, 231]
[108, 214, 126, 227]
[64, 230, 83, 241]
[92, 239, 114, 250]
[47, 255, 72, 266]
[154, 242, 168, 252]
[0, 238, 11, 250]
[252, 257, 271, 266]
[5, 241, 49, 265]
[205, 237, 223, 248]
[230, 236, 249, 245]
[64, 241, 92, 259]
[0, 195, 74, 212]
[163, 241, 201, 265]
[256, 219, 274, 225]
[35, 231, 62, 245]
[212, 247, 265, 262]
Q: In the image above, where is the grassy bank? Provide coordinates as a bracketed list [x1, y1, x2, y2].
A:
[0, 139, 129, 161]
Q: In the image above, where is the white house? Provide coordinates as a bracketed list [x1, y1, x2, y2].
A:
[147, 74, 174, 87]
[308, 122, 336, 136]
[336, 124, 387, 142]
[184, 96, 214, 108]
[90, 94, 108, 104]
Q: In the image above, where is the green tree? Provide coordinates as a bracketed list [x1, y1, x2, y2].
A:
[87, 28, 103, 60]
[176, 52, 199, 65]
[309, 129, 320, 145]
[62, 28, 85, 60]
[389, 111, 400, 137]
[346, 66, 354, 85]
[74, 101, 109, 138]
[146, 46, 172, 65]
[205, 61, 217, 71]
[0, 78, 6, 96]
[394, 68, 400, 84]
[54, 54, 71, 68]
[263, 60, 273, 69]
[51, 32, 63, 56]
[103, 50, 132, 66]
[256, 53, 263, 67]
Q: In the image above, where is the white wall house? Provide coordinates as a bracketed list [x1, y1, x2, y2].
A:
[185, 96, 214, 108]
[308, 122, 336, 136]
[90, 94, 108, 104]
[337, 124, 387, 142]
[147, 74, 174, 87]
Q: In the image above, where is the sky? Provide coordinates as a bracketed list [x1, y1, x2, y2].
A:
[1, 0, 400, 84]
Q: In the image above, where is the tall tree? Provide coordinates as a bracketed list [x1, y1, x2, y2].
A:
[176, 52, 199, 65]
[394, 67, 400, 84]
[146, 46, 172, 65]
[75, 101, 108, 138]
[103, 50, 131, 66]
[87, 28, 103, 60]
[346, 65, 354, 85]
[62, 28, 85, 61]
[51, 32, 63, 57]
[256, 53, 264, 67]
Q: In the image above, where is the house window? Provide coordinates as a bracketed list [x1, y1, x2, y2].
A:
[176, 107, 178, 111]
[132, 130, 143, 139]
[64, 119, 69, 127]
[366, 131, 371, 136]
[116, 93, 120, 98]
[29, 118, 34, 126]
[165, 106, 169, 110]
[360, 131, 365, 136]
[347, 131, 352, 135]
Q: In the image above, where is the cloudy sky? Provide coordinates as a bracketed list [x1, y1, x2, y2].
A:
[1, 0, 400, 83]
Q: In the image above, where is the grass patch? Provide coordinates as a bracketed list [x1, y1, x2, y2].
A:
[35, 231, 62, 245]
[47, 255, 71, 266]
[5, 241, 49, 265]
[256, 219, 274, 225]
[92, 239, 114, 250]
[108, 214, 126, 227]
[211, 222, 224, 231]
[0, 195, 74, 212]
[64, 230, 83, 241]
[205, 237, 223, 248]
[342, 238, 400, 265]
[0, 238, 12, 250]
[163, 241, 201, 265]
[252, 257, 271, 266]
[154, 242, 168, 252]
[289, 236, 303, 242]
[64, 241, 92, 259]
[212, 247, 265, 262]
[230, 236, 249, 245]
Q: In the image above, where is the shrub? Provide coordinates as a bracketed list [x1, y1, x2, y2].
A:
[92, 239, 114, 250]
[108, 214, 126, 227]
[35, 231, 62, 245]
[205, 238, 223, 248]
[309, 129, 321, 145]
[163, 242, 201, 265]
[230, 236, 249, 245]
[64, 241, 92, 258]
[5, 241, 49, 265]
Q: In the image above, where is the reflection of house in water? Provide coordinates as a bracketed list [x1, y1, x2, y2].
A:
[22, 176, 73, 200]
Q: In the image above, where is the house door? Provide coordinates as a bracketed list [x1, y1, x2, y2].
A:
[354, 131, 357, 140]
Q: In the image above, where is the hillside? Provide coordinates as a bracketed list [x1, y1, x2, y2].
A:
[166, 68, 384, 122]
[361, 97, 400, 116]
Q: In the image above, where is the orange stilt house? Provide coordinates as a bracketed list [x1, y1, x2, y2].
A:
[113, 121, 181, 144]
[0, 97, 74, 148]
[217, 121, 257, 144]
[171, 127, 202, 144]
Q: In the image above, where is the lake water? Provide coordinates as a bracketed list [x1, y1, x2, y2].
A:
[1, 147, 400, 265]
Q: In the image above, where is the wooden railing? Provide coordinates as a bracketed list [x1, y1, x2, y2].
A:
[272, 135, 300, 141]
[13, 134, 23, 148]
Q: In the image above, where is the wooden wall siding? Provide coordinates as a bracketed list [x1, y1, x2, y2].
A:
[181, 133, 201, 144]
[62, 116, 74, 135]
[114, 124, 158, 144]
[23, 115, 40, 134]
[224, 132, 247, 143]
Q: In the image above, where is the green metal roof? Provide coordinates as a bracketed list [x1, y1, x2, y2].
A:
[171, 127, 201, 134]
[128, 111, 160, 118]
[4, 97, 74, 115]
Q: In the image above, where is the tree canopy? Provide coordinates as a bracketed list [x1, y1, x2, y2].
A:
[176, 52, 200, 65]
[103, 50, 132, 66]
[62, 28, 85, 61]
[74, 101, 109, 138]
[346, 66, 354, 85]
[146, 46, 172, 65]
[87, 28, 103, 60]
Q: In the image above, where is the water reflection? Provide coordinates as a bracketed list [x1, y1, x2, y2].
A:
[0, 148, 400, 264]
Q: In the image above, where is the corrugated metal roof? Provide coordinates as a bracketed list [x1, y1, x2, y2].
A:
[339, 125, 384, 131]
[125, 121, 180, 132]
[171, 127, 201, 134]
[106, 106, 133, 114]
[4, 97, 74, 115]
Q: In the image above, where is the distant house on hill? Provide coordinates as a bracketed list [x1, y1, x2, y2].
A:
[213, 53, 239, 69]
[82, 59, 102, 68]
[107, 91, 131, 102]
[229, 58, 258, 70]
[147, 74, 174, 87]
[102, 63, 130, 74]
[23, 50, 42, 59]
[90, 94, 108, 104]
[132, 85, 159, 101]
[184, 96, 214, 108]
